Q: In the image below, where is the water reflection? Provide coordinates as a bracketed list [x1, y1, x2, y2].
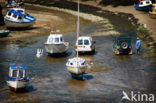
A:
[67, 79, 87, 91]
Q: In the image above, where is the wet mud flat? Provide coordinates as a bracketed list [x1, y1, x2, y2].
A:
[0, 33, 155, 103]
[0, 3, 156, 103]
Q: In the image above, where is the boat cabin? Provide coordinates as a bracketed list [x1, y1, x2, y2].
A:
[46, 33, 65, 44]
[66, 57, 87, 67]
[13, 8, 25, 14]
[8, 66, 28, 80]
[139, 0, 152, 7]
[6, 9, 25, 21]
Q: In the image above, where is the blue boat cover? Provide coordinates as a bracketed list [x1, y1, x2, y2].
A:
[8, 9, 24, 16]
[10, 65, 28, 70]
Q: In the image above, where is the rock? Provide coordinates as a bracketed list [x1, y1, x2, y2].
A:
[0, 4, 5, 26]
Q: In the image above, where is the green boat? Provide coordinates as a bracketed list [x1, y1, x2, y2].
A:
[0, 30, 10, 37]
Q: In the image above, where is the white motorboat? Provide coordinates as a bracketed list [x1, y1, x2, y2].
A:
[4, 8, 36, 28]
[66, 0, 88, 78]
[135, 0, 152, 11]
[0, 30, 10, 37]
[6, 66, 30, 92]
[44, 30, 69, 55]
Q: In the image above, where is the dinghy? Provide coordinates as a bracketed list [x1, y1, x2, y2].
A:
[4, 8, 36, 28]
[6, 66, 29, 92]
[0, 30, 10, 37]
[135, 0, 152, 11]
[44, 30, 69, 55]
[66, 0, 88, 79]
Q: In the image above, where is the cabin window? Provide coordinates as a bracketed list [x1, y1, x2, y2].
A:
[82, 62, 85, 65]
[8, 12, 12, 16]
[17, 10, 24, 13]
[55, 38, 59, 43]
[140, 2, 143, 5]
[49, 38, 53, 43]
[13, 14, 17, 18]
[12, 70, 18, 77]
[60, 37, 63, 42]
[18, 16, 22, 20]
[84, 40, 89, 45]
[19, 70, 24, 78]
[146, 2, 149, 4]
[78, 40, 83, 45]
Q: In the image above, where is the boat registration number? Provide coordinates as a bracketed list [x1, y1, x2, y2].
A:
[69, 67, 75, 70]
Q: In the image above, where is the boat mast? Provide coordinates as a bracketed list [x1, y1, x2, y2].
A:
[76, 0, 80, 58]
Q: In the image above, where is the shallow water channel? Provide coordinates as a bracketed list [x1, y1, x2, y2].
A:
[0, 7, 156, 103]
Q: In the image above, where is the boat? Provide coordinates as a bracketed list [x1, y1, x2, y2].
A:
[36, 48, 43, 58]
[149, 3, 156, 19]
[4, 8, 36, 28]
[0, 30, 10, 37]
[134, 0, 152, 11]
[6, 66, 30, 92]
[44, 30, 69, 55]
[6, 0, 24, 8]
[66, 0, 88, 79]
[66, 57, 88, 75]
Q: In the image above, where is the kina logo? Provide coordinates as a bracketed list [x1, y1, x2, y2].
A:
[121, 91, 155, 102]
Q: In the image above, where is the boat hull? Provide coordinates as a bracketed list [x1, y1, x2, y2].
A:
[135, 4, 152, 11]
[4, 19, 35, 28]
[7, 80, 29, 92]
[44, 43, 68, 54]
[0, 32, 10, 37]
[67, 66, 87, 75]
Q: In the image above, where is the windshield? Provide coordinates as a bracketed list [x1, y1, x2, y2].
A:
[18, 15, 23, 20]
[13, 14, 17, 18]
[55, 38, 59, 43]
[17, 10, 24, 13]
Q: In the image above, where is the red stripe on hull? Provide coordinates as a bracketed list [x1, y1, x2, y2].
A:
[9, 86, 26, 92]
